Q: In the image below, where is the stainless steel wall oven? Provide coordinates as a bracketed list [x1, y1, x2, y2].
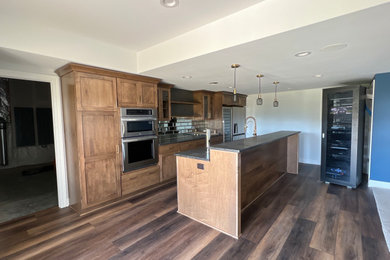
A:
[120, 108, 158, 172]
[121, 108, 157, 138]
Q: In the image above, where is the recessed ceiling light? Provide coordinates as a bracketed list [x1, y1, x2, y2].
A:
[182, 75, 192, 79]
[209, 81, 218, 85]
[321, 43, 348, 52]
[227, 86, 233, 89]
[314, 74, 323, 78]
[160, 0, 179, 8]
[294, 51, 311, 57]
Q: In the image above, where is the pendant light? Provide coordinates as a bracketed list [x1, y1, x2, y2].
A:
[160, 0, 179, 8]
[231, 64, 240, 102]
[273, 81, 279, 107]
[256, 74, 264, 105]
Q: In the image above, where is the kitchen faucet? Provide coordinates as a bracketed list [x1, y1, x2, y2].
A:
[244, 116, 257, 136]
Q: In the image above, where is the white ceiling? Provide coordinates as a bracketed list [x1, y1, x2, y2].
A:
[0, 0, 263, 51]
[0, 48, 68, 75]
[142, 3, 390, 94]
[0, 0, 389, 95]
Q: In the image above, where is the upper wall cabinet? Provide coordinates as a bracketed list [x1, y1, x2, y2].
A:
[193, 91, 214, 120]
[158, 83, 173, 121]
[222, 92, 247, 107]
[77, 72, 117, 111]
[117, 78, 158, 108]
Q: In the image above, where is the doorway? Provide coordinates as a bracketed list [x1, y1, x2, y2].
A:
[0, 78, 58, 223]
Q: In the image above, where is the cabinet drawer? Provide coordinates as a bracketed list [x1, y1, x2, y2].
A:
[159, 143, 181, 154]
[122, 165, 160, 195]
[180, 139, 204, 151]
[210, 135, 223, 145]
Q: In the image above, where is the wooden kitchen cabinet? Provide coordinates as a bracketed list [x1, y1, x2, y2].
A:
[117, 78, 158, 108]
[221, 92, 247, 107]
[58, 70, 121, 212]
[222, 92, 234, 106]
[160, 153, 177, 180]
[81, 111, 121, 206]
[158, 83, 173, 121]
[77, 73, 117, 111]
[210, 135, 223, 145]
[122, 165, 160, 195]
[158, 136, 223, 182]
[56, 63, 160, 214]
[194, 91, 214, 120]
[237, 95, 247, 107]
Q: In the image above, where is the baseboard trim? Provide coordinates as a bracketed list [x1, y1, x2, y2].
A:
[369, 180, 390, 189]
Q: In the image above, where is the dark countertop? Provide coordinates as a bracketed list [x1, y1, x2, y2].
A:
[159, 133, 221, 146]
[175, 148, 210, 161]
[176, 131, 300, 160]
[211, 131, 300, 152]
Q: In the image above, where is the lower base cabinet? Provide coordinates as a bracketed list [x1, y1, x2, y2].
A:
[160, 154, 177, 181]
[159, 136, 223, 182]
[122, 165, 160, 196]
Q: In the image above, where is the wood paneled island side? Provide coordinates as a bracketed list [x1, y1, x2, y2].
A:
[176, 131, 300, 238]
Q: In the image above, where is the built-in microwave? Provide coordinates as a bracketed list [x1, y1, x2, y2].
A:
[120, 108, 157, 138]
[121, 135, 158, 172]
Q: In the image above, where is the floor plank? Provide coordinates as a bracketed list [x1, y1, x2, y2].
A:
[109, 215, 192, 259]
[340, 188, 359, 213]
[192, 233, 236, 260]
[361, 235, 390, 260]
[219, 238, 257, 260]
[335, 210, 363, 260]
[248, 204, 302, 260]
[309, 193, 341, 254]
[276, 218, 316, 260]
[0, 164, 388, 260]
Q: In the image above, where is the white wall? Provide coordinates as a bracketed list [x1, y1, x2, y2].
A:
[246, 89, 322, 165]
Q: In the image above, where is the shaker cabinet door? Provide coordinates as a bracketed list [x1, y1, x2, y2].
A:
[84, 156, 120, 205]
[81, 112, 118, 158]
[140, 82, 157, 108]
[80, 111, 121, 206]
[117, 78, 139, 107]
[117, 78, 157, 108]
[77, 72, 117, 111]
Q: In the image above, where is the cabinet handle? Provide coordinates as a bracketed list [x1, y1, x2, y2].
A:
[322, 133, 325, 139]
[116, 145, 119, 154]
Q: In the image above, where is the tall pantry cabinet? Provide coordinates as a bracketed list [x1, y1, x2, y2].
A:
[57, 63, 160, 214]
[321, 86, 365, 188]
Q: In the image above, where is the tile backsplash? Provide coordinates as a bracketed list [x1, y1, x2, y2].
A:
[158, 118, 207, 134]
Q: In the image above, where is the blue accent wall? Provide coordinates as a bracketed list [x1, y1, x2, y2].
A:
[370, 72, 390, 182]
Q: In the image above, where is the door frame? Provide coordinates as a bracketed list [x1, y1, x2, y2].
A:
[0, 68, 69, 208]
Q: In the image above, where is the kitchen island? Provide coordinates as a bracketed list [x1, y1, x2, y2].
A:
[176, 131, 300, 238]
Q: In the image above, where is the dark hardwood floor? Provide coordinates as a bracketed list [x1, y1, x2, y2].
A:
[0, 164, 389, 259]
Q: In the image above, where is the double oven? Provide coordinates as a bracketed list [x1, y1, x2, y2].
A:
[120, 108, 158, 172]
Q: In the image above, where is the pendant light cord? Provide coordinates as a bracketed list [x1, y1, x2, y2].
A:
[233, 67, 237, 94]
[274, 83, 278, 101]
[258, 77, 261, 98]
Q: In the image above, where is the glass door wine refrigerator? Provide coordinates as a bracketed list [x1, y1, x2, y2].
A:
[321, 86, 365, 188]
